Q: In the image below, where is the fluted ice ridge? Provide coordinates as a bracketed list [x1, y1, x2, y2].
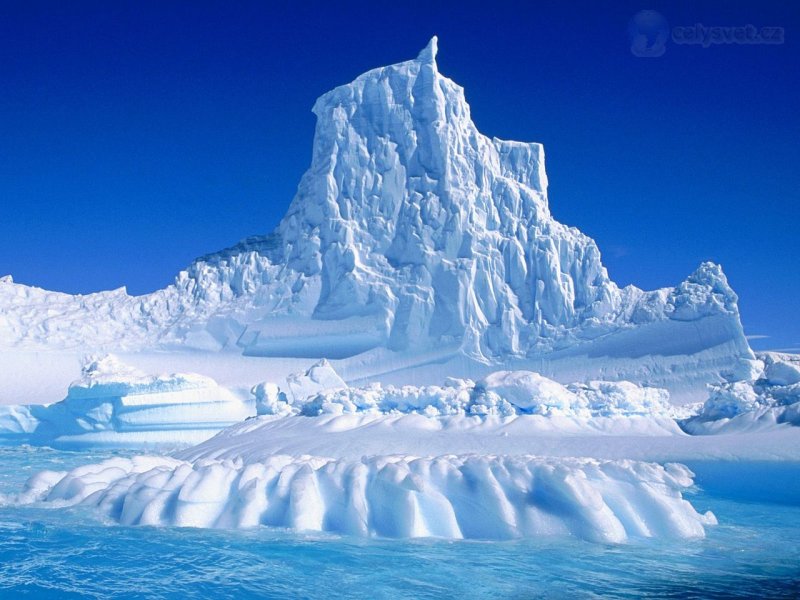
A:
[13, 453, 715, 543]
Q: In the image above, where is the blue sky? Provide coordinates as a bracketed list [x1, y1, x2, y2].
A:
[1, 1, 797, 350]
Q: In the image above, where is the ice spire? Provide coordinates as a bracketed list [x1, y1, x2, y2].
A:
[417, 36, 438, 65]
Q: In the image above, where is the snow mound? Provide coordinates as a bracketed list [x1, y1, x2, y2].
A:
[0, 38, 755, 402]
[15, 453, 715, 543]
[0, 355, 253, 446]
[684, 353, 800, 433]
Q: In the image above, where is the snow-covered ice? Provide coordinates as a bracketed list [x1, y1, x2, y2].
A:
[2, 38, 796, 545]
[9, 354, 800, 542]
[684, 352, 800, 434]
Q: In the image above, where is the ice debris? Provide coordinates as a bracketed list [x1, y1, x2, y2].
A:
[684, 353, 800, 433]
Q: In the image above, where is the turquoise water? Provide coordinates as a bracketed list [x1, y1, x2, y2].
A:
[1, 446, 799, 599]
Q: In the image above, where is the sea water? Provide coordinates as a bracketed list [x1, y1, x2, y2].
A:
[1, 446, 799, 599]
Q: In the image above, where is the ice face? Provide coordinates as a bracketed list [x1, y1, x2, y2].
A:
[0, 38, 754, 400]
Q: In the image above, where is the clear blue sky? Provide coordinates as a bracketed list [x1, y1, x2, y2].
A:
[1, 1, 798, 351]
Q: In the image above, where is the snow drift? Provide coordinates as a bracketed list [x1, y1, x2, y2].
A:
[14, 454, 715, 543]
[0, 37, 755, 402]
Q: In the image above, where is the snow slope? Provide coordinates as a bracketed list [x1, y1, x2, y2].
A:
[0, 38, 755, 402]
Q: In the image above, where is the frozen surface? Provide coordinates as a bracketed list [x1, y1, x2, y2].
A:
[0, 38, 756, 404]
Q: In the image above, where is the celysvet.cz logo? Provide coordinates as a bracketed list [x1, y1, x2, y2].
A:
[629, 10, 785, 57]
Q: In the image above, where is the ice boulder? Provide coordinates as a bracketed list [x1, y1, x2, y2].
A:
[251, 382, 293, 416]
[762, 352, 800, 386]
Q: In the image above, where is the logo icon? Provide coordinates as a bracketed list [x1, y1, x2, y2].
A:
[629, 10, 669, 57]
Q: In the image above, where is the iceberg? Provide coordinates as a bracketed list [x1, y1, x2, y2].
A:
[0, 38, 756, 404]
[0, 355, 253, 446]
[4, 38, 796, 547]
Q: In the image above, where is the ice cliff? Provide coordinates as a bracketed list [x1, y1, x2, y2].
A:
[0, 38, 755, 397]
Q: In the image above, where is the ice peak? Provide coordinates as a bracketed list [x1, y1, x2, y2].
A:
[417, 36, 438, 65]
[0, 39, 755, 391]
